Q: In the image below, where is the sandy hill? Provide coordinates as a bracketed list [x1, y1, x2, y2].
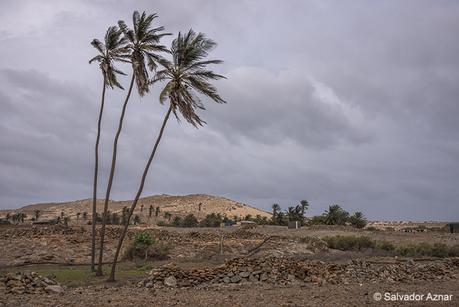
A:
[1, 194, 271, 222]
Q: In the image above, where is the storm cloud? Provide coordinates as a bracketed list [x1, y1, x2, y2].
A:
[0, 0, 458, 220]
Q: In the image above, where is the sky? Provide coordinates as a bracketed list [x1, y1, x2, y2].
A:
[0, 0, 458, 220]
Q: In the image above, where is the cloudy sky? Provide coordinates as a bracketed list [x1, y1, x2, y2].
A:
[0, 0, 458, 220]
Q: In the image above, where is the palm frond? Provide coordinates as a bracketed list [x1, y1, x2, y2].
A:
[153, 29, 226, 128]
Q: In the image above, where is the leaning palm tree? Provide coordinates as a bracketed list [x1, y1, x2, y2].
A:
[108, 29, 226, 281]
[89, 26, 128, 273]
[96, 11, 170, 276]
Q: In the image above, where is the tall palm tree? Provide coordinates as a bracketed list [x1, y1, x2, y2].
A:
[109, 29, 226, 281]
[96, 11, 170, 276]
[299, 200, 309, 216]
[89, 26, 128, 273]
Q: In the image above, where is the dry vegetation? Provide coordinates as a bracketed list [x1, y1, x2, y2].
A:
[1, 216, 458, 306]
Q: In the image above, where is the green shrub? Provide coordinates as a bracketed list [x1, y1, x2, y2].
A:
[200, 213, 223, 227]
[124, 232, 171, 261]
[309, 215, 327, 225]
[448, 245, 459, 257]
[376, 240, 395, 251]
[172, 216, 182, 227]
[182, 214, 198, 227]
[135, 232, 154, 246]
[395, 242, 458, 258]
[431, 243, 449, 258]
[323, 235, 375, 251]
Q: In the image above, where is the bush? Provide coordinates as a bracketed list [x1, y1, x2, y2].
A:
[200, 213, 223, 227]
[124, 232, 171, 261]
[449, 245, 459, 257]
[172, 216, 182, 227]
[322, 235, 375, 251]
[376, 240, 395, 251]
[395, 242, 459, 258]
[182, 214, 198, 227]
[323, 235, 459, 258]
[309, 215, 327, 225]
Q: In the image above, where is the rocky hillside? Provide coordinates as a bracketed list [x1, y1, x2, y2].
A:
[1, 194, 271, 223]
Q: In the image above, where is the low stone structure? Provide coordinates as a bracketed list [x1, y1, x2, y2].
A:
[0, 272, 64, 294]
[140, 256, 459, 289]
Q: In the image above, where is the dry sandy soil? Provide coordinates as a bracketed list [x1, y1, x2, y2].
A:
[1, 224, 458, 306]
[2, 280, 458, 307]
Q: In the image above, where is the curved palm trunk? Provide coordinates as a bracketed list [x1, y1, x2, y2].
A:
[91, 78, 107, 272]
[96, 75, 135, 276]
[109, 105, 173, 282]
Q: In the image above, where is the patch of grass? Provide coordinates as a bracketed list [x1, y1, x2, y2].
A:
[396, 243, 459, 258]
[322, 235, 375, 251]
[0, 263, 152, 287]
[376, 240, 395, 251]
[323, 235, 459, 258]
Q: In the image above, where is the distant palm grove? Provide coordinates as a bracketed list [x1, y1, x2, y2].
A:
[88, 10, 226, 281]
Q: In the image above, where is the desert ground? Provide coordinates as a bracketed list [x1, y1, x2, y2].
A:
[1, 221, 458, 307]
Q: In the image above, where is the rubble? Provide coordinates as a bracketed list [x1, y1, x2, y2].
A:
[140, 257, 459, 289]
[0, 272, 64, 294]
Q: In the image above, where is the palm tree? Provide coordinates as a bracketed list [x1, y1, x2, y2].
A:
[89, 25, 128, 272]
[109, 29, 226, 281]
[272, 203, 280, 222]
[34, 209, 41, 221]
[97, 11, 170, 276]
[155, 206, 160, 218]
[300, 200, 309, 216]
[324, 204, 349, 225]
[148, 205, 154, 218]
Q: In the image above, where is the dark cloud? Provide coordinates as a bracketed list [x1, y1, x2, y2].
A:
[0, 0, 458, 220]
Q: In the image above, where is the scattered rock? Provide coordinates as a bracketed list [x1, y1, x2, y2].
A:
[45, 285, 64, 294]
[164, 276, 177, 287]
[1, 272, 63, 294]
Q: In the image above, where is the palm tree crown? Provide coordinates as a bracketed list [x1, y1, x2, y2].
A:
[118, 11, 170, 96]
[153, 29, 226, 127]
[89, 26, 128, 89]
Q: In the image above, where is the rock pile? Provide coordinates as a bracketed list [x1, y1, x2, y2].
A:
[0, 272, 64, 294]
[140, 257, 459, 289]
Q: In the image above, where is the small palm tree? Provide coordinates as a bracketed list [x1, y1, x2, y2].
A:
[34, 209, 41, 221]
[63, 216, 70, 227]
[109, 29, 226, 281]
[148, 205, 154, 218]
[97, 11, 170, 277]
[272, 203, 280, 221]
[89, 25, 127, 272]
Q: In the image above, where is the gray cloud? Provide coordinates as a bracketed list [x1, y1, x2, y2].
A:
[0, 0, 458, 220]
